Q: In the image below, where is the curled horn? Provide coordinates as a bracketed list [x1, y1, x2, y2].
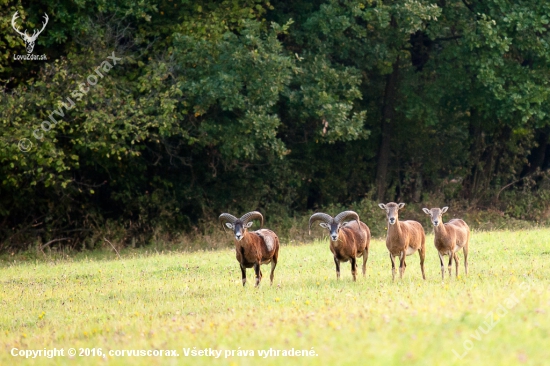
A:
[240, 211, 264, 228]
[334, 210, 360, 225]
[219, 213, 238, 232]
[308, 212, 333, 235]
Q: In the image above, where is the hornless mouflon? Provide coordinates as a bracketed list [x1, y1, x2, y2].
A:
[423, 206, 470, 280]
[378, 203, 426, 281]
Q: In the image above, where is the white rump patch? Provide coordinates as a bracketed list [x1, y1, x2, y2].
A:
[264, 236, 274, 251]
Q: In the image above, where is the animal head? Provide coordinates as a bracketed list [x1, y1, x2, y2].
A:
[309, 210, 360, 242]
[378, 202, 406, 225]
[422, 206, 448, 227]
[11, 11, 49, 54]
[219, 211, 264, 241]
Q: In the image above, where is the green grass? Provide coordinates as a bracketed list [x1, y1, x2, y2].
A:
[1, 229, 550, 365]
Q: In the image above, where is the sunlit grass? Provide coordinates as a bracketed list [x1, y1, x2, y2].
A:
[1, 229, 549, 365]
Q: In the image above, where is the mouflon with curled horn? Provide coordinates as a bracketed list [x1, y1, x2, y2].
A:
[219, 211, 279, 287]
[309, 210, 370, 281]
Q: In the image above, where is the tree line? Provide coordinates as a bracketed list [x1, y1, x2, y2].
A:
[1, 0, 549, 250]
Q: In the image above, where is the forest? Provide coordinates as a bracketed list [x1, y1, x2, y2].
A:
[1, 0, 550, 250]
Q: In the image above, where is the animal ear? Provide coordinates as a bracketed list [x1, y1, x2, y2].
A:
[319, 223, 330, 229]
[378, 203, 386, 210]
[225, 223, 234, 229]
[441, 206, 449, 214]
[398, 203, 406, 209]
[244, 221, 254, 228]
[422, 208, 431, 215]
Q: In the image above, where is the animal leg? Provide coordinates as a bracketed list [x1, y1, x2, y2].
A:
[419, 240, 426, 280]
[334, 256, 341, 280]
[454, 252, 459, 277]
[362, 248, 369, 277]
[351, 257, 357, 282]
[399, 251, 406, 279]
[447, 253, 453, 278]
[463, 243, 469, 275]
[240, 264, 247, 286]
[253, 263, 261, 287]
[270, 254, 277, 285]
[390, 253, 396, 282]
[438, 253, 445, 281]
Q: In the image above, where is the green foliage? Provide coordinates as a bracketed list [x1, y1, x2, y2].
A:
[172, 19, 294, 159]
[1, 0, 550, 249]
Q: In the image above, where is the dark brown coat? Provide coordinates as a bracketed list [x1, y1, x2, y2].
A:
[234, 228, 280, 287]
[329, 220, 371, 281]
[309, 210, 371, 281]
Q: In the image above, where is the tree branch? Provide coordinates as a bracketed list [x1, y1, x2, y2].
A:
[461, 0, 476, 14]
[434, 35, 463, 42]
[41, 238, 69, 250]
[495, 171, 539, 202]
[104, 237, 121, 259]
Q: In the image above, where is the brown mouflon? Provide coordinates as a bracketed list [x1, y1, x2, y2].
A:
[378, 203, 426, 281]
[423, 206, 470, 280]
[219, 211, 279, 287]
[309, 210, 371, 281]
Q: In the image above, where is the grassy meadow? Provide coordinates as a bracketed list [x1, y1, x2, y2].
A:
[1, 228, 550, 365]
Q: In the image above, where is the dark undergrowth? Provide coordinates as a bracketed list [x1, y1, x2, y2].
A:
[2, 189, 549, 266]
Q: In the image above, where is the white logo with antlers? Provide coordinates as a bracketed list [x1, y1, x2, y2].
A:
[11, 11, 49, 54]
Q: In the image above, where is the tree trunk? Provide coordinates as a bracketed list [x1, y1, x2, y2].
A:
[522, 129, 548, 176]
[376, 57, 400, 201]
[463, 108, 482, 201]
